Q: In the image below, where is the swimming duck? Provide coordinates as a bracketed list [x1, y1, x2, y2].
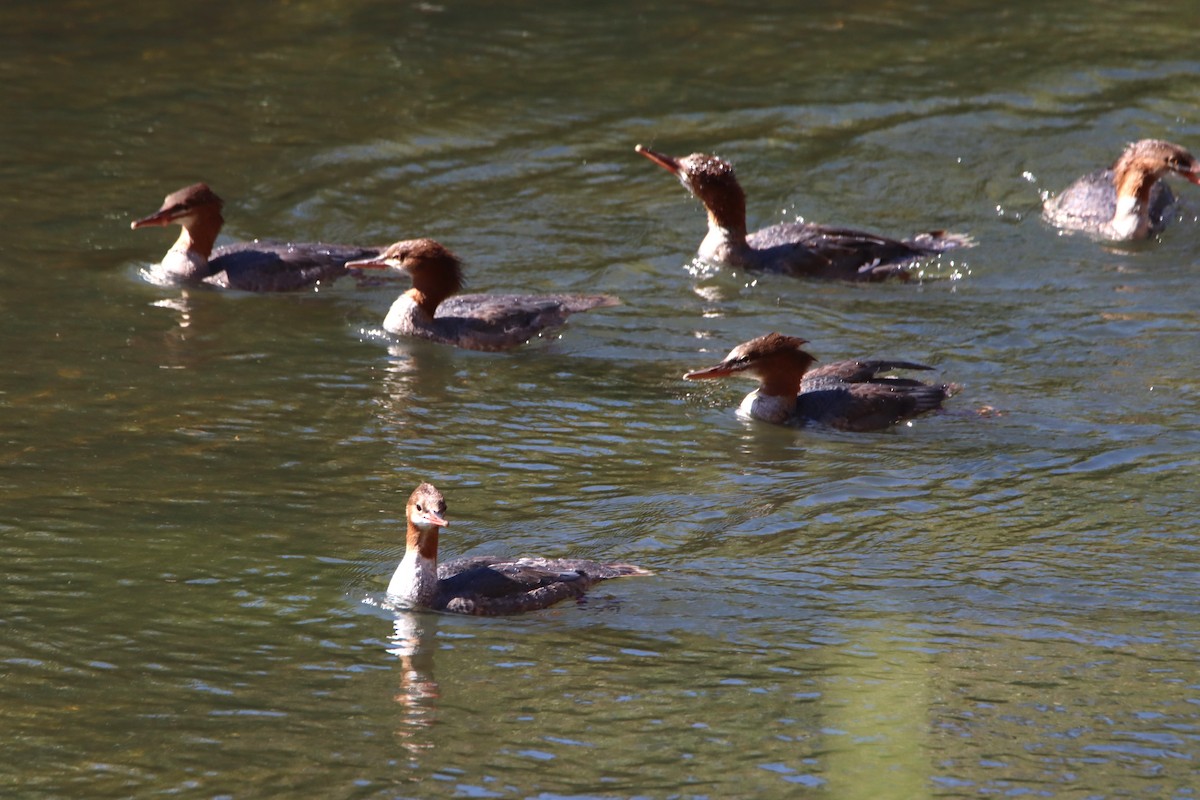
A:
[349, 238, 619, 351]
[387, 482, 651, 615]
[636, 145, 971, 281]
[131, 183, 380, 291]
[683, 332, 955, 431]
[1043, 139, 1200, 240]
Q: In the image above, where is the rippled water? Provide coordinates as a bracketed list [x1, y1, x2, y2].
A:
[3, 1, 1199, 797]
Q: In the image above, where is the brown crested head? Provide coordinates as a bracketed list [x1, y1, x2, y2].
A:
[636, 145, 747, 230]
[1114, 139, 1200, 186]
[683, 332, 815, 384]
[131, 183, 224, 229]
[349, 238, 464, 299]
[404, 482, 447, 560]
[407, 482, 449, 529]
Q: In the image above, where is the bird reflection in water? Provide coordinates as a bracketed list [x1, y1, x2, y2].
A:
[143, 290, 216, 370]
[151, 290, 194, 340]
[386, 609, 440, 757]
[372, 339, 465, 428]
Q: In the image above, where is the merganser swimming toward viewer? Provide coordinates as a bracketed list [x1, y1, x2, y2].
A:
[386, 482, 651, 615]
[683, 332, 955, 431]
[1042, 139, 1200, 240]
[635, 145, 972, 281]
[131, 183, 381, 291]
[348, 238, 619, 351]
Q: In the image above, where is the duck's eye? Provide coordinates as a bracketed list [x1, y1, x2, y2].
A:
[415, 504, 424, 512]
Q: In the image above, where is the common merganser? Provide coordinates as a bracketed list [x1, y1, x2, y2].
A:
[386, 483, 651, 616]
[348, 238, 619, 352]
[635, 145, 972, 281]
[131, 183, 381, 291]
[1042, 139, 1200, 240]
[683, 332, 955, 431]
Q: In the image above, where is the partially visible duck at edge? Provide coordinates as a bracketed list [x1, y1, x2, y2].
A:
[635, 145, 972, 281]
[131, 183, 381, 292]
[1042, 139, 1200, 241]
[348, 238, 619, 352]
[387, 482, 652, 616]
[683, 332, 956, 432]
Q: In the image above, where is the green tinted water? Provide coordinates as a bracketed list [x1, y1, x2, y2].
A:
[2, 1, 1199, 797]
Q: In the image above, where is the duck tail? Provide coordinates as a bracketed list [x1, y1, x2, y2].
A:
[906, 230, 975, 252]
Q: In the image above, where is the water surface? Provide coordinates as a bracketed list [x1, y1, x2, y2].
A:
[2, 1, 1199, 797]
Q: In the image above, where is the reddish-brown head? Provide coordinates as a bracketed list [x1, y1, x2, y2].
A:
[1114, 139, 1200, 186]
[347, 238, 464, 299]
[636, 145, 748, 231]
[684, 333, 815, 395]
[130, 183, 224, 229]
[405, 482, 448, 559]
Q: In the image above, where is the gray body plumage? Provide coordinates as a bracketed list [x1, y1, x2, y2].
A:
[1044, 168, 1174, 237]
[433, 555, 649, 615]
[205, 241, 381, 291]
